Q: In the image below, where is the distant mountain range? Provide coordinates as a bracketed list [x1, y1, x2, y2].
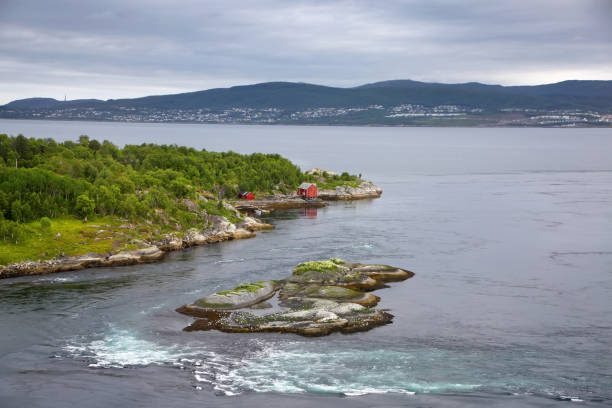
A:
[5, 79, 612, 111]
[2, 79, 612, 127]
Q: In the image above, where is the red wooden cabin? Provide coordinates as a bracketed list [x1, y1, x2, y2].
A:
[297, 183, 318, 198]
[239, 192, 255, 200]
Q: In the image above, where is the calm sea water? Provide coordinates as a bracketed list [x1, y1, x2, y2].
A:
[1, 119, 611, 407]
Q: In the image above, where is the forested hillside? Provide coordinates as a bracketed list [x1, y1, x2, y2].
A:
[0, 134, 303, 252]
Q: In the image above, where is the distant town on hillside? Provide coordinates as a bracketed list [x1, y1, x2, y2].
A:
[2, 80, 612, 127]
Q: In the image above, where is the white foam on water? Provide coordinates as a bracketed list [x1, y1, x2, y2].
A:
[51, 277, 75, 282]
[560, 395, 584, 403]
[267, 247, 307, 252]
[351, 242, 374, 249]
[33, 276, 76, 283]
[184, 288, 205, 295]
[192, 342, 481, 397]
[64, 332, 543, 399]
[138, 304, 166, 315]
[214, 258, 246, 264]
[344, 388, 416, 396]
[64, 327, 188, 368]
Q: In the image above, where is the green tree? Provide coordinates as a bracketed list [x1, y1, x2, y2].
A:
[10, 200, 23, 222]
[169, 177, 192, 198]
[88, 139, 101, 152]
[116, 176, 136, 194]
[0, 190, 8, 217]
[75, 194, 95, 218]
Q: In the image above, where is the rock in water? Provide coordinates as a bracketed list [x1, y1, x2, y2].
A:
[177, 281, 278, 316]
[177, 259, 414, 336]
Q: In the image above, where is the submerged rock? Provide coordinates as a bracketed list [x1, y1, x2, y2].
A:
[177, 259, 414, 336]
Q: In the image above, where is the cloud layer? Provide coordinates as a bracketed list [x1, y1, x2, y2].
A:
[1, 0, 611, 104]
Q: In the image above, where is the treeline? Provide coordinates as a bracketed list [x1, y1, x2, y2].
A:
[0, 134, 304, 241]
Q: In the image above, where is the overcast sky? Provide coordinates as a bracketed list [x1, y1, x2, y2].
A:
[1, 0, 611, 104]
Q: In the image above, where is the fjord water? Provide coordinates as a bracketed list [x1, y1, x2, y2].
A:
[1, 120, 611, 407]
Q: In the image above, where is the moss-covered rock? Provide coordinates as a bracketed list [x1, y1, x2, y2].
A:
[288, 259, 381, 290]
[292, 259, 344, 275]
[177, 260, 414, 337]
[179, 280, 278, 314]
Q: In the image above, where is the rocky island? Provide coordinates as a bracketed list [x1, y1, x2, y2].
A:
[177, 259, 413, 336]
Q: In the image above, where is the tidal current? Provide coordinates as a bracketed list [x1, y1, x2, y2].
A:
[1, 120, 611, 407]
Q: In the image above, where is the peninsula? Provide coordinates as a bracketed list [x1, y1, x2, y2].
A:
[0, 135, 382, 279]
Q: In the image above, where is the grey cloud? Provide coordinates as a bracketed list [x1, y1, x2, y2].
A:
[0, 0, 611, 104]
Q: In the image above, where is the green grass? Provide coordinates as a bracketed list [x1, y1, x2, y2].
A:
[0, 212, 217, 266]
[293, 259, 344, 275]
[0, 216, 142, 266]
[0, 203, 245, 266]
[0, 199, 251, 267]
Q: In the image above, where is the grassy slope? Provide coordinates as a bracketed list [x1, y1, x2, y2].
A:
[0, 213, 212, 266]
[0, 217, 132, 265]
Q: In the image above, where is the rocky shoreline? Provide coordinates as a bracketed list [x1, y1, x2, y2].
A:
[0, 215, 272, 279]
[318, 181, 383, 200]
[230, 181, 383, 211]
[0, 181, 382, 280]
[177, 259, 414, 336]
[231, 197, 327, 211]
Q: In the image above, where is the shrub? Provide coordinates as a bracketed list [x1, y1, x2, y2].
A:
[39, 217, 52, 230]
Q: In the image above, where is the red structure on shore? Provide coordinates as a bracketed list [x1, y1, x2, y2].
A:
[297, 183, 318, 198]
[239, 192, 255, 200]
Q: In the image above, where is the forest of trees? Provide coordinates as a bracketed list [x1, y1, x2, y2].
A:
[0, 134, 304, 243]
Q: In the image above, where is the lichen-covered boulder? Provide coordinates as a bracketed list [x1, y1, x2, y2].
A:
[288, 259, 380, 290]
[317, 181, 383, 200]
[349, 263, 414, 281]
[178, 281, 278, 316]
[184, 298, 393, 336]
[177, 259, 413, 337]
[232, 228, 256, 239]
[279, 283, 380, 307]
[107, 246, 165, 264]
[237, 217, 275, 231]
